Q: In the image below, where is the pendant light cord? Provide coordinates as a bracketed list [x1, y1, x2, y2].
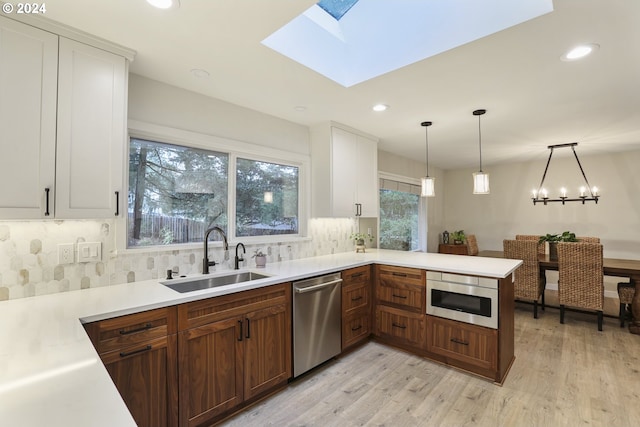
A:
[478, 114, 483, 172]
[425, 126, 429, 177]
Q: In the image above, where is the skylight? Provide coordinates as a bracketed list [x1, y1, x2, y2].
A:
[262, 0, 554, 87]
[317, 0, 360, 21]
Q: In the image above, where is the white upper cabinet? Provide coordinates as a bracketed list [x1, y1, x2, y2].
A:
[311, 124, 379, 218]
[0, 16, 58, 219]
[55, 38, 126, 218]
[0, 16, 130, 219]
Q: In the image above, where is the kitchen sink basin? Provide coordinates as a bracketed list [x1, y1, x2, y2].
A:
[162, 271, 271, 293]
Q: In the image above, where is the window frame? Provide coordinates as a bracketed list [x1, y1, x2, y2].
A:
[118, 120, 310, 253]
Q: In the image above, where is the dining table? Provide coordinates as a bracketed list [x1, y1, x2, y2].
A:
[478, 250, 640, 334]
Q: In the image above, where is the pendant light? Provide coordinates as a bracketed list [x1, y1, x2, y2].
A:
[421, 121, 435, 197]
[472, 109, 490, 194]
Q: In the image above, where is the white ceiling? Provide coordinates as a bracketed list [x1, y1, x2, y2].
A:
[39, 0, 640, 170]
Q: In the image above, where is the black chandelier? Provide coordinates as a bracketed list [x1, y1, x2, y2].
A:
[532, 142, 599, 205]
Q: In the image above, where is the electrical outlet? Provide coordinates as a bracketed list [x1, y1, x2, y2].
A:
[58, 243, 74, 265]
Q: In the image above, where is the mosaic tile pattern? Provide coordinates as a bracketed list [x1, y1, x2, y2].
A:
[0, 218, 358, 300]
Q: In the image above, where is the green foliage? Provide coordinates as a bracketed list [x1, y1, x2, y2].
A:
[379, 189, 419, 251]
[538, 231, 578, 243]
[451, 230, 466, 242]
[350, 232, 375, 243]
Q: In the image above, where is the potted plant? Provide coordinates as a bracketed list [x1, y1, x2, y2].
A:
[451, 230, 466, 245]
[350, 232, 374, 253]
[538, 231, 578, 260]
[252, 249, 267, 268]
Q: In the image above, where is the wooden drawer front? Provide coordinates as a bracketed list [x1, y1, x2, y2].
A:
[178, 283, 290, 331]
[376, 265, 425, 311]
[90, 307, 177, 355]
[342, 310, 371, 349]
[342, 265, 371, 286]
[343, 281, 370, 314]
[427, 315, 497, 371]
[375, 306, 426, 350]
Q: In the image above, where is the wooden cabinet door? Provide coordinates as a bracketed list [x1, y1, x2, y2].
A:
[243, 302, 291, 401]
[376, 306, 426, 350]
[56, 37, 126, 218]
[0, 16, 57, 219]
[427, 315, 498, 371]
[376, 265, 425, 312]
[178, 317, 244, 427]
[101, 336, 177, 427]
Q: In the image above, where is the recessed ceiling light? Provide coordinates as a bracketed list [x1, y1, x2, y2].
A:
[372, 104, 389, 112]
[190, 68, 210, 79]
[146, 0, 179, 9]
[561, 43, 599, 61]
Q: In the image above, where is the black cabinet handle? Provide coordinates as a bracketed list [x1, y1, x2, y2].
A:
[392, 323, 407, 329]
[238, 320, 243, 341]
[115, 191, 119, 216]
[44, 188, 50, 216]
[450, 338, 469, 346]
[392, 294, 407, 299]
[351, 296, 363, 301]
[119, 323, 152, 335]
[120, 345, 151, 358]
[245, 318, 251, 339]
[351, 325, 363, 332]
[350, 272, 364, 278]
[392, 272, 407, 277]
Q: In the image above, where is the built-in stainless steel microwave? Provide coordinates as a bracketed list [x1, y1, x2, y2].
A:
[426, 271, 498, 329]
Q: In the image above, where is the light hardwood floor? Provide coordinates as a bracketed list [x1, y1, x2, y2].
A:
[222, 305, 640, 427]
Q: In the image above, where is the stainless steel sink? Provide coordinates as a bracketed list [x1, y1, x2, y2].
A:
[162, 271, 271, 293]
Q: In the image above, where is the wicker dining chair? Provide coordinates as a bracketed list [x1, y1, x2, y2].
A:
[515, 234, 545, 255]
[617, 282, 635, 327]
[504, 239, 545, 318]
[466, 234, 479, 256]
[557, 242, 604, 331]
[577, 236, 600, 243]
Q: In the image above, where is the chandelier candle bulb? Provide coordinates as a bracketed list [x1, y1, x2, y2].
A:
[592, 186, 599, 196]
[580, 186, 586, 197]
[560, 187, 567, 198]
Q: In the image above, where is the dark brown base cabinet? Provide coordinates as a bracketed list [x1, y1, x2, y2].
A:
[341, 265, 373, 350]
[84, 307, 179, 427]
[373, 264, 514, 384]
[85, 283, 291, 427]
[177, 283, 291, 427]
[374, 265, 427, 352]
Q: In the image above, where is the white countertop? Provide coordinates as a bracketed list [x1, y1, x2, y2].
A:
[0, 249, 521, 427]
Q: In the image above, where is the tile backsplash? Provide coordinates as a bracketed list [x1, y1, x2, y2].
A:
[0, 217, 359, 300]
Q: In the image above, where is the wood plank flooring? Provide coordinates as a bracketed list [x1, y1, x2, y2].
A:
[222, 304, 640, 427]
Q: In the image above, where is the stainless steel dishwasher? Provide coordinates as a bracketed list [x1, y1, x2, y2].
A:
[293, 272, 342, 377]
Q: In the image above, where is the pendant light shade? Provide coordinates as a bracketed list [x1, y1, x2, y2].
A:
[420, 121, 435, 197]
[472, 109, 490, 194]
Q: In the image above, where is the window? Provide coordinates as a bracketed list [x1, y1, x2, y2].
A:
[379, 177, 425, 251]
[128, 138, 228, 247]
[236, 158, 299, 237]
[127, 133, 304, 249]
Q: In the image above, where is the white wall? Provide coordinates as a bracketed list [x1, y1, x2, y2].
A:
[441, 149, 640, 259]
[128, 74, 310, 155]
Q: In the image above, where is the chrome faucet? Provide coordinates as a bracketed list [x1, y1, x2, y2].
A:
[203, 226, 229, 274]
[235, 243, 246, 270]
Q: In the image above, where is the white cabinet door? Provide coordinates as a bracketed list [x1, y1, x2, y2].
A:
[55, 38, 126, 218]
[331, 127, 358, 217]
[0, 16, 58, 219]
[355, 135, 378, 217]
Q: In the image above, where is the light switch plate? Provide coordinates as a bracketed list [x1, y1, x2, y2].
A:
[78, 242, 101, 263]
[58, 243, 74, 265]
